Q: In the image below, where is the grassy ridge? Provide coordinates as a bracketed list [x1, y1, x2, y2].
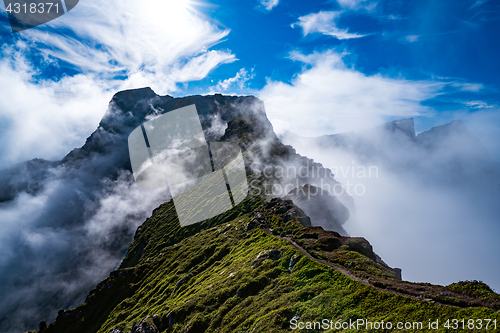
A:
[39, 198, 500, 333]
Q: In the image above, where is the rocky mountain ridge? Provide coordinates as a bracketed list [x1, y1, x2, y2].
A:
[1, 88, 357, 332]
[19, 90, 500, 333]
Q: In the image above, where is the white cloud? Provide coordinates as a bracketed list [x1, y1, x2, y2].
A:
[170, 51, 236, 83]
[470, 0, 489, 10]
[260, 0, 279, 11]
[20, 0, 234, 89]
[405, 34, 420, 42]
[466, 100, 496, 109]
[337, 0, 376, 11]
[0, 0, 236, 168]
[461, 107, 500, 161]
[260, 50, 442, 136]
[385, 14, 406, 20]
[453, 82, 484, 92]
[0, 59, 112, 168]
[215, 68, 255, 91]
[292, 11, 365, 40]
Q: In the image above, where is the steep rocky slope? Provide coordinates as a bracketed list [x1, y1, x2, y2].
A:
[284, 185, 350, 236]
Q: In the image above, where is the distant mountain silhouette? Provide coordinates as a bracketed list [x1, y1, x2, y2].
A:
[281, 117, 500, 183]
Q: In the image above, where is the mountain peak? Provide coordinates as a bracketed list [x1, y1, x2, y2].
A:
[99, 87, 164, 132]
[416, 119, 470, 143]
[62, 90, 275, 168]
[445, 119, 467, 131]
[415, 119, 491, 162]
[112, 86, 159, 100]
[382, 118, 416, 139]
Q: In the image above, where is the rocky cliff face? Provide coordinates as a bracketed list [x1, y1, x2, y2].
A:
[285, 185, 350, 236]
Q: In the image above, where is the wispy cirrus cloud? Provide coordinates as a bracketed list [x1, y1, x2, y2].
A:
[405, 34, 420, 42]
[469, 0, 489, 10]
[466, 100, 496, 109]
[337, 0, 377, 11]
[292, 11, 365, 40]
[20, 0, 234, 88]
[451, 82, 484, 92]
[0, 0, 236, 168]
[260, 0, 279, 11]
[215, 68, 255, 92]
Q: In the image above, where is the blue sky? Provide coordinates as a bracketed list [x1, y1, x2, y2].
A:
[198, 0, 500, 91]
[0, 0, 499, 167]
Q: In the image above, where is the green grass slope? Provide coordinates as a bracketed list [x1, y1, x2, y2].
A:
[36, 197, 500, 333]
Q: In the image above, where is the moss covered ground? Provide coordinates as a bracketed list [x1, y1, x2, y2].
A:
[37, 197, 500, 333]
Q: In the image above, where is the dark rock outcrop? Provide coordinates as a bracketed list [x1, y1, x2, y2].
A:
[129, 318, 157, 333]
[251, 249, 281, 266]
[285, 184, 350, 236]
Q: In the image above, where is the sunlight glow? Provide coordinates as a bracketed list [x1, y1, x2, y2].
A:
[145, 0, 208, 28]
